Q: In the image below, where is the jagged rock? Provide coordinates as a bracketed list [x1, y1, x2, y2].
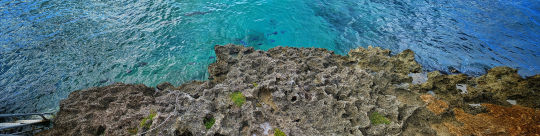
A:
[444, 104, 540, 136]
[39, 44, 429, 136]
[37, 44, 540, 136]
[409, 66, 540, 135]
[474, 67, 540, 108]
[420, 95, 449, 115]
[412, 66, 540, 113]
[197, 44, 423, 136]
[348, 46, 422, 75]
[36, 83, 169, 136]
[156, 82, 174, 90]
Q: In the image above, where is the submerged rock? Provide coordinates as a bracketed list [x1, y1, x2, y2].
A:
[37, 44, 540, 136]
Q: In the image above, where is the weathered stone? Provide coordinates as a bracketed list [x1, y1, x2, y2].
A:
[408, 66, 540, 135]
[348, 46, 422, 75]
[36, 83, 167, 136]
[412, 66, 540, 113]
[420, 95, 449, 115]
[444, 104, 540, 136]
[157, 82, 174, 90]
[37, 44, 540, 136]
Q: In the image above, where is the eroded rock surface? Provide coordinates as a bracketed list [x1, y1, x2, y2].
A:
[444, 104, 540, 136]
[409, 66, 540, 135]
[348, 46, 422, 75]
[38, 44, 540, 136]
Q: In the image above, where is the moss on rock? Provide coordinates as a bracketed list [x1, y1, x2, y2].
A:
[274, 129, 286, 136]
[370, 112, 390, 125]
[140, 108, 157, 130]
[230, 92, 246, 108]
[204, 117, 215, 130]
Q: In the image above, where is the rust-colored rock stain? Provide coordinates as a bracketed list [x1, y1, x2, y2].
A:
[444, 104, 540, 136]
[421, 94, 449, 115]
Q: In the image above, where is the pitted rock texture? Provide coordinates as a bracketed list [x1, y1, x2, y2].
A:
[38, 44, 427, 136]
[412, 66, 540, 112]
[348, 46, 422, 75]
[38, 44, 540, 136]
[185, 44, 423, 136]
[444, 104, 540, 136]
[408, 66, 540, 135]
[36, 83, 169, 136]
[36, 80, 217, 136]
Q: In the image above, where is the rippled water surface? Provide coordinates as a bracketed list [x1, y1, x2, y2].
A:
[1, 0, 539, 113]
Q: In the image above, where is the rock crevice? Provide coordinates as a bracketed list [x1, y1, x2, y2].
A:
[38, 44, 540, 136]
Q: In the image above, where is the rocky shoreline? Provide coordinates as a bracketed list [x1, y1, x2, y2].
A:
[37, 44, 540, 136]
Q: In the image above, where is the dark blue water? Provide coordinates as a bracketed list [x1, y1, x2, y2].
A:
[1, 0, 539, 114]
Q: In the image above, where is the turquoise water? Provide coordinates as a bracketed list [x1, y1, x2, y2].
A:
[1, 0, 539, 114]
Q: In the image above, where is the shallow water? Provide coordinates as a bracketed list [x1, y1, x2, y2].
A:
[1, 0, 539, 114]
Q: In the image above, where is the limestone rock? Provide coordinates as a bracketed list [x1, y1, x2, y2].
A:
[409, 66, 540, 135]
[420, 95, 448, 115]
[348, 46, 422, 75]
[412, 66, 540, 113]
[38, 44, 540, 136]
[39, 44, 430, 136]
[37, 83, 169, 136]
[444, 104, 540, 136]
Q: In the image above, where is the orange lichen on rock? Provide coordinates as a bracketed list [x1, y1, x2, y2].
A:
[444, 103, 540, 136]
[420, 94, 449, 115]
[420, 94, 435, 102]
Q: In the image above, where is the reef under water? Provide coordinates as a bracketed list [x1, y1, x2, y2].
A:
[37, 44, 540, 136]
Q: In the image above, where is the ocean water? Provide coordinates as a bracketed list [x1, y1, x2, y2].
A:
[1, 0, 539, 114]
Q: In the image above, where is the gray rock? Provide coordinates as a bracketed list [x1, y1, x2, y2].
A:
[37, 44, 443, 136]
[156, 82, 174, 90]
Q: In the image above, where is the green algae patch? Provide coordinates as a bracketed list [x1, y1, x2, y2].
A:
[275, 129, 286, 136]
[127, 109, 156, 135]
[230, 92, 246, 108]
[253, 82, 258, 87]
[370, 112, 390, 125]
[140, 108, 157, 130]
[204, 117, 216, 130]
